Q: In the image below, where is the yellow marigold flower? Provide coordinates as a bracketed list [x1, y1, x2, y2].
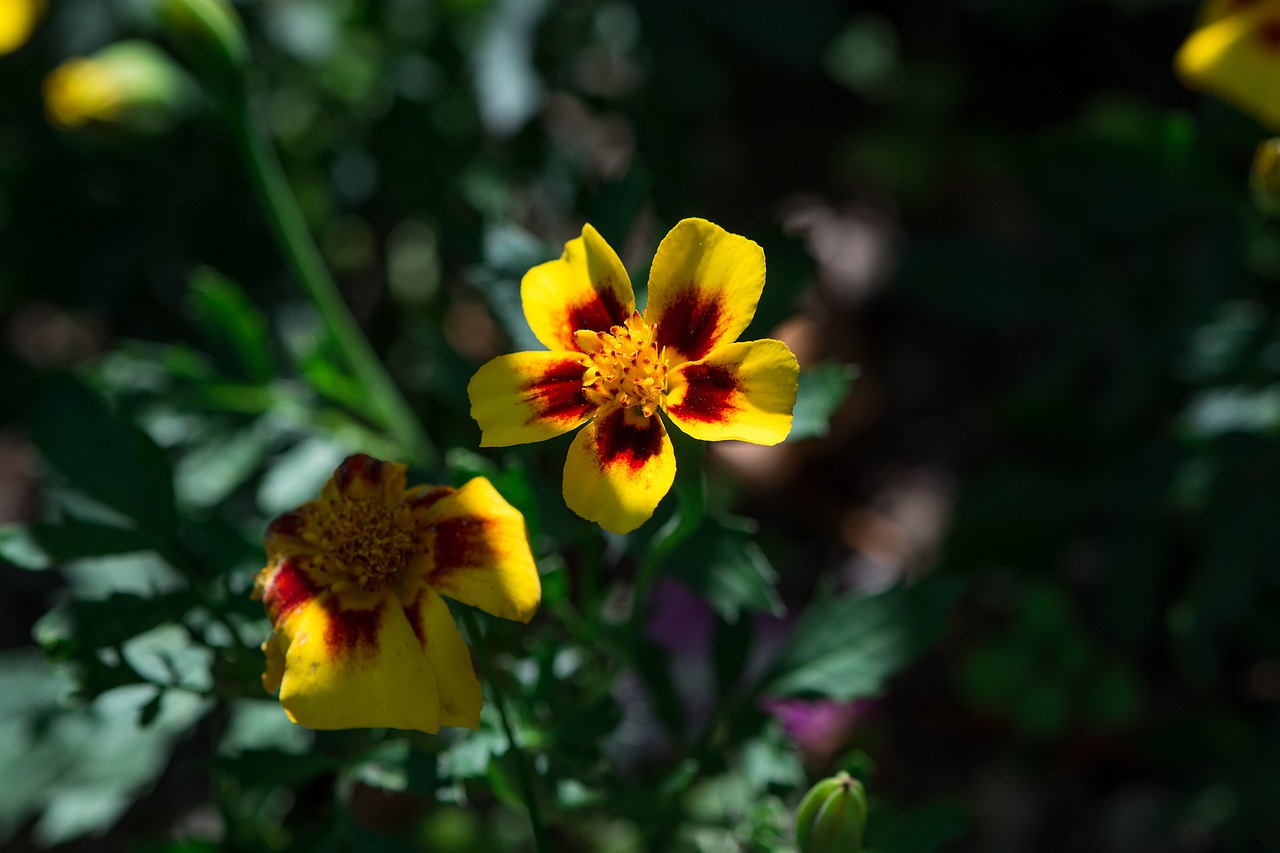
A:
[1176, 0, 1280, 129]
[467, 218, 800, 535]
[0, 0, 43, 56]
[254, 454, 540, 733]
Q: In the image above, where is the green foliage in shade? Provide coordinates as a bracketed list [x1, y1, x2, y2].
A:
[0, 521, 152, 571]
[33, 375, 178, 548]
[185, 267, 275, 384]
[666, 514, 785, 621]
[764, 579, 962, 700]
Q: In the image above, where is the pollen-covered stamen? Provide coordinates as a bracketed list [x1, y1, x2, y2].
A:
[307, 497, 418, 590]
[575, 311, 669, 417]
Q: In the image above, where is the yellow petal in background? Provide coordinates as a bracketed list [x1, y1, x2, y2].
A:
[415, 477, 541, 623]
[0, 0, 42, 55]
[645, 218, 766, 365]
[468, 351, 594, 447]
[1176, 0, 1280, 129]
[522, 223, 635, 353]
[665, 339, 799, 445]
[562, 406, 676, 534]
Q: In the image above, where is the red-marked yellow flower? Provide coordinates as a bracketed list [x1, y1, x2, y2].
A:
[254, 454, 540, 733]
[468, 218, 799, 534]
[1177, 0, 1280, 128]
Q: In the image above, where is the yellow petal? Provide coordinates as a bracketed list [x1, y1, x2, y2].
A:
[468, 351, 594, 447]
[414, 477, 541, 623]
[262, 559, 443, 732]
[664, 339, 799, 445]
[644, 218, 766, 366]
[415, 589, 483, 729]
[563, 406, 676, 534]
[320, 453, 407, 504]
[0, 0, 43, 56]
[1176, 0, 1280, 129]
[261, 635, 285, 696]
[522, 223, 636, 353]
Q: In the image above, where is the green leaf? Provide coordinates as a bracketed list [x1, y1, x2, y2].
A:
[186, 267, 274, 384]
[764, 578, 961, 700]
[667, 516, 785, 622]
[33, 375, 177, 547]
[788, 362, 858, 442]
[0, 521, 152, 571]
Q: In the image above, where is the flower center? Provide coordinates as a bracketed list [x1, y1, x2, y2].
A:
[314, 497, 417, 590]
[576, 311, 669, 417]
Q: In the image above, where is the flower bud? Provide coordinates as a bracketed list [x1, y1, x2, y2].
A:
[155, 0, 247, 100]
[43, 41, 195, 133]
[1252, 138, 1280, 217]
[794, 772, 868, 853]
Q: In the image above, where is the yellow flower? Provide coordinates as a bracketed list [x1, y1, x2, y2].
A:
[467, 218, 800, 534]
[254, 454, 540, 733]
[0, 0, 43, 56]
[43, 41, 193, 132]
[1176, 0, 1280, 129]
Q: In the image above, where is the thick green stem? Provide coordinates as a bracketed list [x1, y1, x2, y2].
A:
[461, 608, 550, 853]
[227, 98, 436, 469]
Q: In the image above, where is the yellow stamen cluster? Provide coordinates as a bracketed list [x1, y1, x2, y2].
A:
[576, 312, 669, 417]
[310, 497, 416, 590]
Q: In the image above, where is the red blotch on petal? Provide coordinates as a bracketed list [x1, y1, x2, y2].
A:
[567, 284, 629, 341]
[430, 517, 497, 581]
[595, 407, 665, 474]
[1259, 18, 1280, 50]
[404, 594, 428, 650]
[654, 287, 725, 362]
[262, 559, 320, 623]
[325, 602, 383, 653]
[406, 486, 455, 515]
[524, 359, 592, 425]
[266, 510, 308, 542]
[667, 362, 739, 424]
[334, 453, 383, 494]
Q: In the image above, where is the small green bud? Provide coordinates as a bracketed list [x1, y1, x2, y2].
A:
[155, 0, 248, 100]
[794, 772, 868, 853]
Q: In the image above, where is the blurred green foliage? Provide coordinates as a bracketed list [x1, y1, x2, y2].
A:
[1, 0, 1280, 851]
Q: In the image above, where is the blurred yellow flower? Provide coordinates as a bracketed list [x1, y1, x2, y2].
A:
[468, 218, 799, 534]
[1176, 0, 1280, 128]
[254, 454, 540, 733]
[0, 0, 43, 56]
[43, 41, 193, 132]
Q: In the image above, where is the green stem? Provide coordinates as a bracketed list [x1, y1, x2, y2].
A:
[226, 97, 436, 469]
[461, 608, 550, 853]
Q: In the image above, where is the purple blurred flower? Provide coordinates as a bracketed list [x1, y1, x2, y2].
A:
[760, 696, 880, 762]
[644, 577, 715, 653]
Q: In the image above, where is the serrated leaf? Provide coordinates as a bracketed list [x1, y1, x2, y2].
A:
[667, 516, 784, 622]
[788, 363, 858, 442]
[764, 578, 961, 699]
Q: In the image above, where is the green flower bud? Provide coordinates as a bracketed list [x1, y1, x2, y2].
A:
[794, 772, 868, 853]
[155, 0, 247, 100]
[1252, 138, 1280, 218]
[43, 40, 196, 133]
